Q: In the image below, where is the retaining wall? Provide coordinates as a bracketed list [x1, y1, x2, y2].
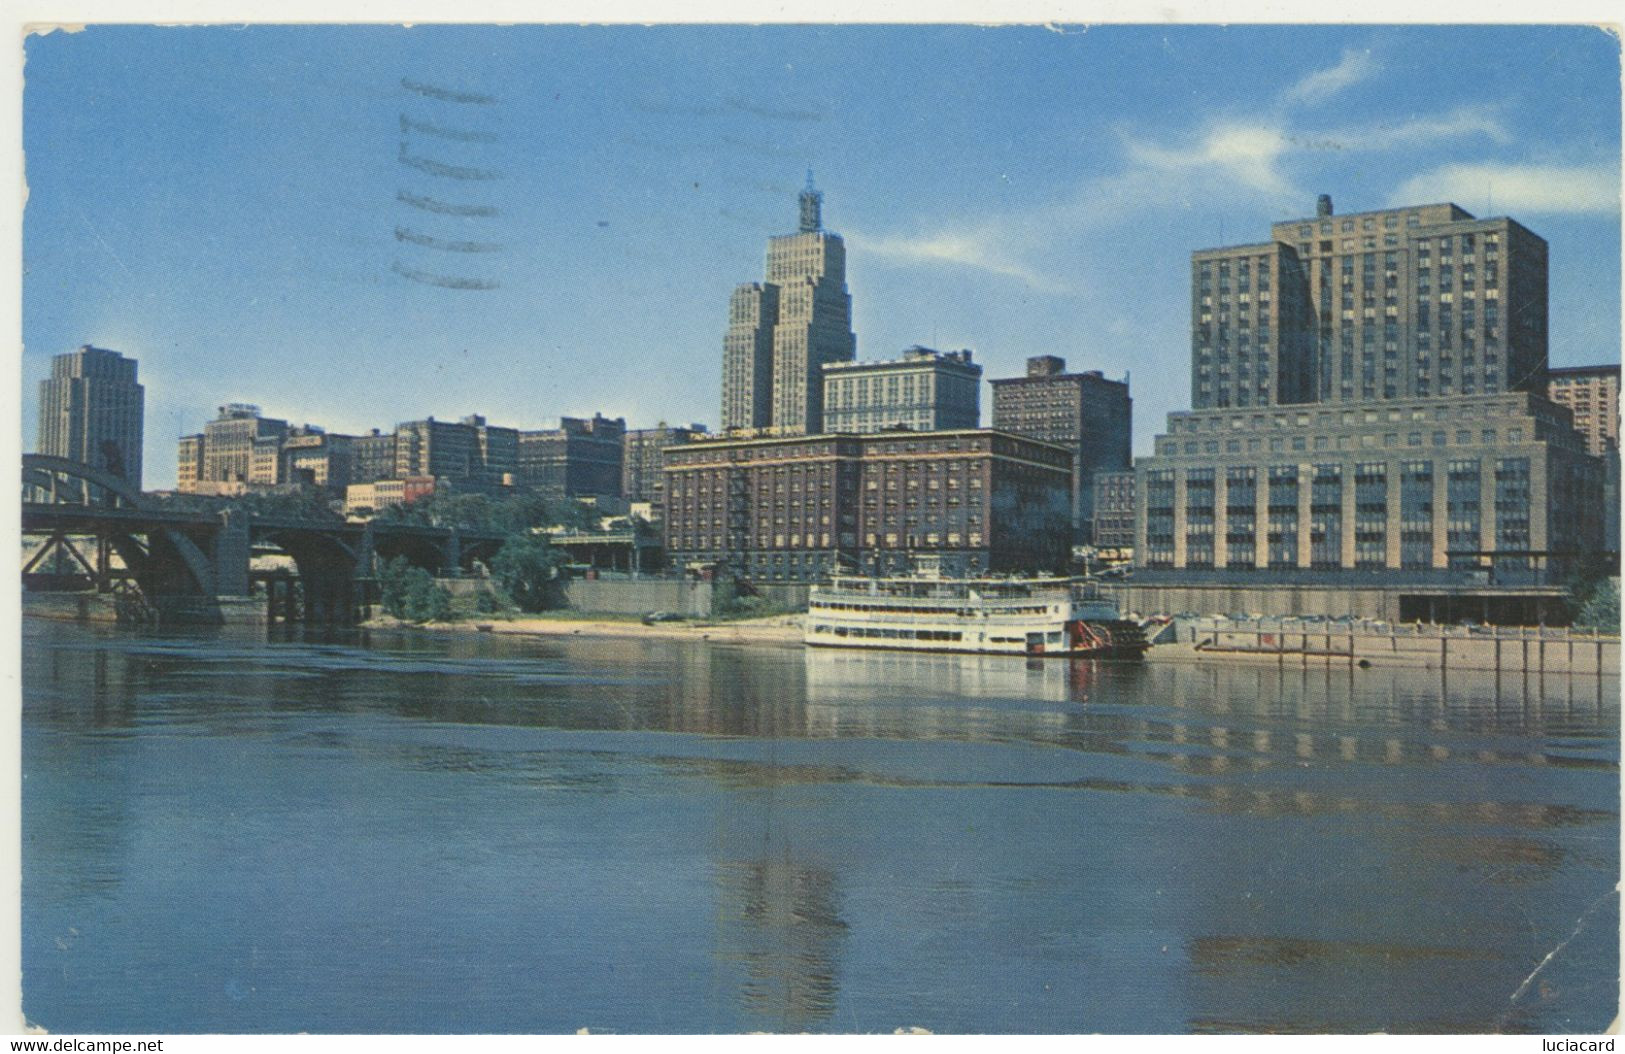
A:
[562, 578, 714, 617]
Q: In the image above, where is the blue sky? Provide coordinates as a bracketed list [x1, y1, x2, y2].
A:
[21, 24, 1622, 488]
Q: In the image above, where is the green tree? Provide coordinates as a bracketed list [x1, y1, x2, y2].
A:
[490, 532, 567, 612]
[1576, 578, 1621, 633]
[372, 489, 597, 533]
[378, 555, 454, 622]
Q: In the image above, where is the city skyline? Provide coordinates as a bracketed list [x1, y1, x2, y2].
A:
[21, 24, 1621, 489]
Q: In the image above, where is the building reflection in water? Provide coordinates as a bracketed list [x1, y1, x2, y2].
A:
[713, 852, 846, 1032]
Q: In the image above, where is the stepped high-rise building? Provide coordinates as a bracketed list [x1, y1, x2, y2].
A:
[1136, 196, 1602, 616]
[1191, 196, 1548, 410]
[36, 345, 145, 490]
[720, 175, 856, 434]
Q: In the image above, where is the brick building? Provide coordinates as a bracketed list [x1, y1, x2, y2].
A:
[663, 429, 1072, 582]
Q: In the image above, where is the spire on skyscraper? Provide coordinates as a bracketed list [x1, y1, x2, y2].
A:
[799, 170, 822, 233]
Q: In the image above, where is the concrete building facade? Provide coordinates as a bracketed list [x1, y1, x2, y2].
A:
[663, 429, 1072, 582]
[1091, 469, 1137, 553]
[36, 345, 146, 490]
[391, 414, 517, 491]
[990, 355, 1132, 542]
[176, 434, 204, 492]
[1134, 391, 1602, 580]
[352, 431, 398, 484]
[1547, 364, 1619, 456]
[719, 176, 856, 435]
[822, 347, 982, 434]
[282, 428, 355, 492]
[1134, 197, 1601, 621]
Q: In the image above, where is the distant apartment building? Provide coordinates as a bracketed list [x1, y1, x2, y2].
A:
[176, 434, 205, 492]
[520, 414, 626, 502]
[663, 429, 1072, 582]
[282, 428, 355, 492]
[1547, 364, 1619, 456]
[990, 356, 1132, 541]
[1091, 470, 1137, 552]
[391, 414, 517, 491]
[720, 176, 856, 434]
[344, 476, 437, 516]
[352, 430, 398, 484]
[822, 347, 982, 433]
[622, 423, 708, 513]
[36, 345, 145, 490]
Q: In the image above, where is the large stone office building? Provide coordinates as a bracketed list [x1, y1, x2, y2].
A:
[185, 403, 287, 492]
[1133, 196, 1604, 620]
[822, 347, 982, 434]
[37, 345, 145, 490]
[990, 356, 1132, 542]
[720, 176, 856, 435]
[663, 429, 1072, 582]
[1137, 392, 1600, 574]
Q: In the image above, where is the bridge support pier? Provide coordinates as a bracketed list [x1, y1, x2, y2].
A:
[214, 510, 252, 595]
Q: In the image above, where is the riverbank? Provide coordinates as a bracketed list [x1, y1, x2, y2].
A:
[364, 611, 806, 646]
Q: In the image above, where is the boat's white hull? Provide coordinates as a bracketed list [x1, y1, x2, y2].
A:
[804, 575, 1148, 658]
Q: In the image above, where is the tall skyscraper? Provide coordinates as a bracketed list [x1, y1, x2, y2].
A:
[720, 174, 856, 434]
[1192, 196, 1548, 410]
[36, 345, 145, 490]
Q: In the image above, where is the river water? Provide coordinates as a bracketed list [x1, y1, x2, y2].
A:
[20, 617, 1620, 1034]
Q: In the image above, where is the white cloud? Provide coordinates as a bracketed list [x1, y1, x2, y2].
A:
[1123, 122, 1294, 196]
[1281, 49, 1377, 107]
[1390, 163, 1620, 215]
[852, 227, 1070, 292]
[1311, 107, 1511, 152]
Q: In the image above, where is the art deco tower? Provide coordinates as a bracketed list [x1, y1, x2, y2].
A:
[36, 345, 145, 489]
[721, 174, 856, 434]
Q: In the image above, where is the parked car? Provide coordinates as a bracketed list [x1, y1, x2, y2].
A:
[642, 611, 686, 625]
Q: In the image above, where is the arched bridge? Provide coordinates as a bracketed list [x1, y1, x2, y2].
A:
[23, 454, 507, 624]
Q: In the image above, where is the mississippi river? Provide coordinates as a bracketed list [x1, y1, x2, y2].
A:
[21, 618, 1619, 1033]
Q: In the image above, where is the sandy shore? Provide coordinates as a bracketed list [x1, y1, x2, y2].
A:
[366, 612, 807, 646]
